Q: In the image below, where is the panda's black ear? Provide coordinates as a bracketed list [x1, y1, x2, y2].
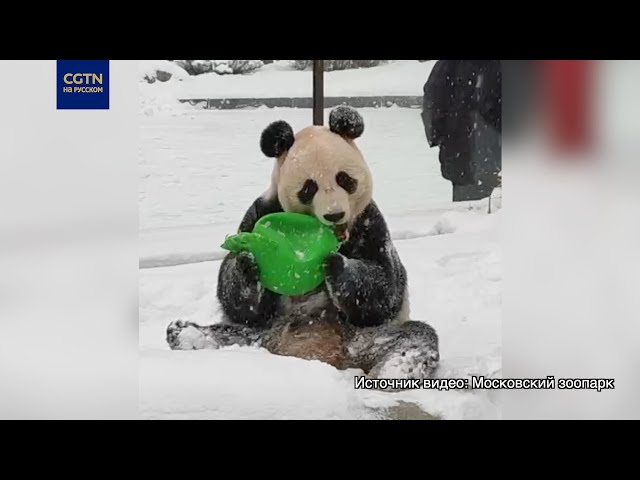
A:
[260, 120, 295, 158]
[329, 105, 364, 139]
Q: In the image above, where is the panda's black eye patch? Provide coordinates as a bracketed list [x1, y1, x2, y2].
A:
[297, 179, 318, 205]
[336, 171, 358, 194]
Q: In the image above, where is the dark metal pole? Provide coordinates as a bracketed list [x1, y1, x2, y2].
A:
[313, 60, 324, 125]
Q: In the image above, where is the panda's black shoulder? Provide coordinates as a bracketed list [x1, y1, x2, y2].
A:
[238, 195, 283, 232]
[356, 201, 390, 238]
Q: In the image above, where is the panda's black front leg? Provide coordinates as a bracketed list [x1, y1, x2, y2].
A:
[216, 251, 279, 328]
[324, 253, 398, 327]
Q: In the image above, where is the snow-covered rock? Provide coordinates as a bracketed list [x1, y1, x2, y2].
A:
[139, 60, 189, 84]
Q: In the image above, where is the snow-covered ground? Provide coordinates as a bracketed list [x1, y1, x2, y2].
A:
[140, 206, 501, 420]
[139, 63, 501, 419]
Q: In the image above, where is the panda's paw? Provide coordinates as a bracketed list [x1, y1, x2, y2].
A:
[324, 252, 348, 279]
[166, 320, 219, 351]
[166, 319, 201, 350]
[368, 347, 440, 389]
[235, 251, 259, 282]
[324, 253, 353, 310]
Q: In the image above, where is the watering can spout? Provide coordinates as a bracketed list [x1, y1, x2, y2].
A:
[221, 232, 279, 256]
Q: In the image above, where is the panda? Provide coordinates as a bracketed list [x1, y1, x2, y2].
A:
[166, 106, 440, 382]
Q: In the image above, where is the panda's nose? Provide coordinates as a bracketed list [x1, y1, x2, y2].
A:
[324, 212, 345, 223]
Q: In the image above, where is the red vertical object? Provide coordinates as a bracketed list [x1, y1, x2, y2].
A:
[540, 60, 593, 153]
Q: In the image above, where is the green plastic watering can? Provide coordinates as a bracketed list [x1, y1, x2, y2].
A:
[221, 212, 341, 296]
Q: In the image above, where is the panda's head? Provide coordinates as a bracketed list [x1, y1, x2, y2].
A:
[260, 106, 372, 242]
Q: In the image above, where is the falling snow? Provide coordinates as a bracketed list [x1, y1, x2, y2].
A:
[139, 66, 501, 419]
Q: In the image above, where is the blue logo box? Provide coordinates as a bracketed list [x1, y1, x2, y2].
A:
[57, 60, 109, 110]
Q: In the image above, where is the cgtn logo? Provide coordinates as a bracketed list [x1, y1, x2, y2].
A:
[57, 60, 109, 110]
[62, 73, 104, 93]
